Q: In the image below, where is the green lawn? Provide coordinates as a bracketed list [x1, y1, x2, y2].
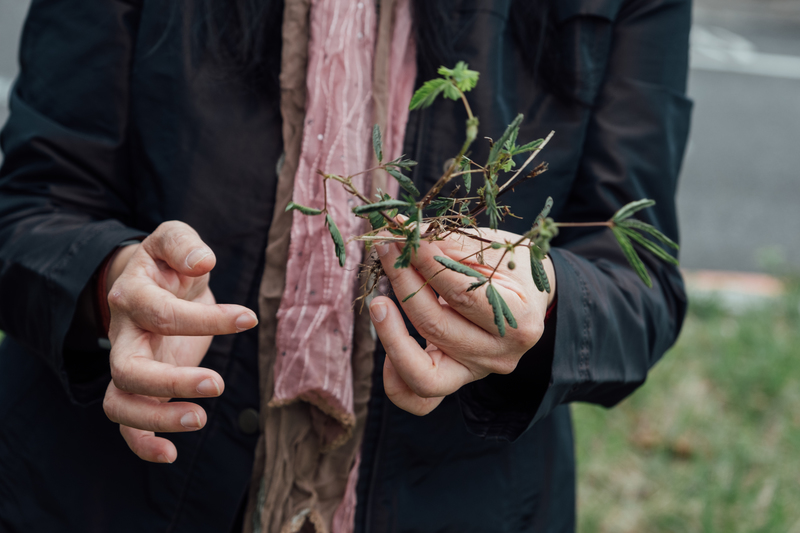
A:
[574, 283, 800, 532]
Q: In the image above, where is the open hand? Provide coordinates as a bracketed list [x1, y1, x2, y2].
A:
[101, 221, 258, 463]
[370, 229, 555, 416]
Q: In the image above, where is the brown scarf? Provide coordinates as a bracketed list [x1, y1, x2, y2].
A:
[243, 0, 416, 531]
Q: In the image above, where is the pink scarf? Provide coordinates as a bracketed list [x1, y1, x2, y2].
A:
[268, 0, 416, 530]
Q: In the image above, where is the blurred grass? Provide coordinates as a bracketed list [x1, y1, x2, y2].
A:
[574, 280, 800, 533]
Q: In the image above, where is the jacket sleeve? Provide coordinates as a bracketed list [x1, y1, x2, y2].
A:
[0, 0, 146, 403]
[457, 0, 693, 440]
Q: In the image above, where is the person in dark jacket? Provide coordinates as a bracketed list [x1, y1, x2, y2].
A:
[0, 0, 692, 531]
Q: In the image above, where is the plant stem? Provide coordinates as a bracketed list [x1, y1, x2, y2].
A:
[555, 221, 613, 228]
[497, 130, 555, 195]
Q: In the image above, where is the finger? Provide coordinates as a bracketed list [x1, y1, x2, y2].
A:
[109, 326, 224, 398]
[409, 239, 511, 333]
[374, 240, 485, 349]
[370, 296, 475, 398]
[142, 220, 216, 276]
[109, 282, 258, 336]
[104, 381, 207, 433]
[120, 425, 178, 463]
[383, 355, 444, 416]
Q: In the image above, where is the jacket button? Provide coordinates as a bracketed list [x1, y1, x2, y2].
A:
[238, 408, 260, 435]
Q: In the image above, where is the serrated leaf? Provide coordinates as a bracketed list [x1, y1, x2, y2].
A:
[513, 138, 543, 155]
[326, 214, 346, 267]
[368, 211, 385, 230]
[409, 78, 448, 110]
[488, 114, 524, 166]
[613, 199, 656, 222]
[446, 61, 480, 93]
[372, 124, 383, 163]
[429, 198, 453, 217]
[504, 128, 519, 152]
[621, 228, 679, 266]
[387, 168, 420, 197]
[612, 227, 652, 288]
[463, 171, 472, 194]
[285, 202, 323, 216]
[352, 199, 410, 215]
[538, 196, 554, 220]
[395, 240, 413, 269]
[485, 187, 501, 230]
[485, 284, 516, 337]
[442, 82, 461, 101]
[497, 288, 517, 330]
[618, 219, 679, 250]
[433, 255, 487, 280]
[485, 284, 506, 337]
[530, 251, 551, 293]
[467, 279, 488, 292]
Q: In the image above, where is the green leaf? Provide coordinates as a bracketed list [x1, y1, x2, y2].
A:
[485, 284, 516, 337]
[538, 196, 554, 220]
[611, 227, 652, 288]
[488, 114, 524, 166]
[612, 199, 656, 222]
[429, 197, 454, 217]
[442, 82, 461, 101]
[326, 214, 346, 267]
[512, 138, 543, 155]
[529, 250, 551, 293]
[409, 78, 449, 110]
[620, 228, 679, 266]
[386, 168, 420, 197]
[504, 128, 519, 152]
[485, 186, 501, 230]
[433, 255, 487, 280]
[395, 241, 413, 269]
[352, 199, 410, 215]
[618, 219, 679, 250]
[466, 279, 488, 292]
[367, 211, 385, 230]
[285, 202, 323, 216]
[496, 287, 518, 329]
[440, 61, 480, 93]
[372, 124, 383, 163]
[463, 171, 472, 194]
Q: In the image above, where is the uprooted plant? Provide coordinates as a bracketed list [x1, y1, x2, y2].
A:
[286, 62, 679, 337]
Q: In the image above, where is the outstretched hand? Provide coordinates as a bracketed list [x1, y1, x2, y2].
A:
[102, 221, 258, 463]
[370, 229, 556, 416]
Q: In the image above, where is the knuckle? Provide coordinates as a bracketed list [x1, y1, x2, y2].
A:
[491, 356, 519, 375]
[107, 286, 128, 311]
[149, 302, 177, 333]
[416, 313, 449, 340]
[446, 289, 476, 314]
[109, 356, 132, 391]
[149, 411, 168, 432]
[517, 321, 545, 349]
[102, 394, 117, 421]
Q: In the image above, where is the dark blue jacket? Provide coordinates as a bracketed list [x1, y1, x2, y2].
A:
[0, 0, 691, 531]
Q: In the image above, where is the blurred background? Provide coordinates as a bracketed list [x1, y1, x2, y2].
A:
[1, 0, 799, 531]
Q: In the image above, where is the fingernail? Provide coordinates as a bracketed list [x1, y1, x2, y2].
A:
[180, 411, 202, 429]
[375, 243, 389, 258]
[157, 454, 172, 464]
[185, 248, 212, 269]
[370, 301, 387, 323]
[236, 312, 258, 332]
[197, 378, 221, 396]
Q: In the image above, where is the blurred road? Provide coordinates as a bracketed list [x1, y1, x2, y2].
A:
[1, 0, 799, 273]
